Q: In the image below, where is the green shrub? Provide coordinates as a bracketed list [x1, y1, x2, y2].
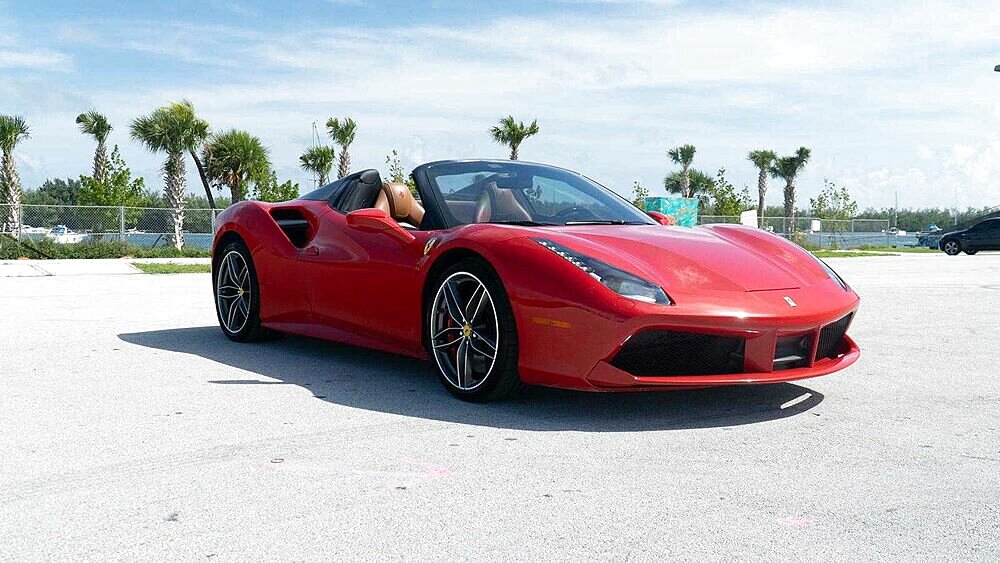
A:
[0, 238, 211, 260]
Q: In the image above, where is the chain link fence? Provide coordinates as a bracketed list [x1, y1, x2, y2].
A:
[2, 204, 217, 249]
[2, 204, 901, 250]
[697, 215, 897, 248]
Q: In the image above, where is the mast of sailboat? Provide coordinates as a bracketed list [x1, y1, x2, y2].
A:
[310, 121, 322, 188]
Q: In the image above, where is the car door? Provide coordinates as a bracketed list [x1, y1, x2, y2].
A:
[982, 219, 1000, 250]
[965, 220, 993, 250]
[298, 173, 434, 354]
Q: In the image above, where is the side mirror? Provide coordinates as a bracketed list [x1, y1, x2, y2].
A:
[647, 211, 676, 226]
[346, 208, 416, 243]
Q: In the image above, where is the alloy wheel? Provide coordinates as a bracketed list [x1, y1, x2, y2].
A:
[429, 272, 499, 391]
[216, 250, 252, 334]
[944, 241, 960, 255]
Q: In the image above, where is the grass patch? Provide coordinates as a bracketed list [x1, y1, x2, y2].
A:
[0, 238, 211, 260]
[854, 245, 937, 253]
[133, 262, 212, 274]
[813, 250, 897, 258]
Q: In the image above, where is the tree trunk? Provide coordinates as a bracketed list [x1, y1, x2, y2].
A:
[784, 178, 796, 233]
[682, 165, 691, 198]
[231, 179, 244, 203]
[164, 152, 186, 249]
[2, 150, 21, 238]
[94, 141, 108, 184]
[757, 168, 767, 227]
[510, 144, 519, 161]
[189, 149, 216, 209]
[338, 147, 351, 179]
[318, 171, 328, 186]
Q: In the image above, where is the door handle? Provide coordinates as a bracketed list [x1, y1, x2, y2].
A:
[305, 246, 320, 256]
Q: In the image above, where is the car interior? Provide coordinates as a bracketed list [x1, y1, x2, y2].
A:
[340, 170, 425, 230]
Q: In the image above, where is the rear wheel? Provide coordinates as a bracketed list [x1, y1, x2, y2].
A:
[214, 240, 270, 342]
[942, 239, 961, 255]
[427, 259, 524, 401]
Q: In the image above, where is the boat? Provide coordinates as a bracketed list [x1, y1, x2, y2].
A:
[45, 225, 87, 244]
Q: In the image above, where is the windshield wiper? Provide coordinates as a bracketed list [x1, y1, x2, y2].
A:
[564, 220, 644, 225]
[488, 220, 559, 226]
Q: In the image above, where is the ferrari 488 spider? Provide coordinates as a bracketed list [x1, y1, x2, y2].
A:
[212, 160, 860, 401]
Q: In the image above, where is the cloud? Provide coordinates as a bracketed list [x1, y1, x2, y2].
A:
[0, 48, 70, 70]
[9, 0, 1000, 210]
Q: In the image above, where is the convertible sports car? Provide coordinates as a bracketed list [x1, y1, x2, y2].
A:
[212, 159, 860, 401]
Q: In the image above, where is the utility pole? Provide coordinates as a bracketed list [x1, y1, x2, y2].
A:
[893, 190, 898, 229]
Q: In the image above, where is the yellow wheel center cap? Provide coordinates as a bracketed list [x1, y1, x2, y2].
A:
[462, 324, 472, 338]
[238, 288, 245, 296]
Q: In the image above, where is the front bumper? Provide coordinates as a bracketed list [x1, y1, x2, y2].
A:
[511, 282, 860, 391]
[586, 334, 859, 389]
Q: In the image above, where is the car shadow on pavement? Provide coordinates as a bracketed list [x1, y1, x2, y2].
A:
[118, 327, 824, 432]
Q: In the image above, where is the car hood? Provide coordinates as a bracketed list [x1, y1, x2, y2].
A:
[535, 224, 831, 292]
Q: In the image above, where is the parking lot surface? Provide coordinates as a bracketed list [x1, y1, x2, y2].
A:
[1, 254, 998, 560]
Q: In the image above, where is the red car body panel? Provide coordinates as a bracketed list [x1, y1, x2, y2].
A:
[213, 196, 860, 392]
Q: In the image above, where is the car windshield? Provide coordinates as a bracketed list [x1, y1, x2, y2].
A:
[422, 161, 655, 227]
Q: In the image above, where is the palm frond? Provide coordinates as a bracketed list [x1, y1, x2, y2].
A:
[667, 144, 696, 167]
[489, 115, 540, 146]
[326, 117, 357, 147]
[130, 100, 210, 155]
[663, 169, 714, 196]
[299, 145, 335, 175]
[202, 129, 272, 192]
[747, 149, 776, 169]
[0, 114, 31, 152]
[75, 110, 112, 143]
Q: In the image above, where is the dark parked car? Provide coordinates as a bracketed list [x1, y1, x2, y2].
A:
[939, 218, 1000, 255]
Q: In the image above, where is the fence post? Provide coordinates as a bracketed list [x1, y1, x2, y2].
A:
[212, 208, 218, 230]
[119, 207, 126, 241]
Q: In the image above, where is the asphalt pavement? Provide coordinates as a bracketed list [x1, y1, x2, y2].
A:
[1, 253, 997, 560]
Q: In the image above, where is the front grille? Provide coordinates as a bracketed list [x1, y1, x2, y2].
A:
[773, 334, 813, 371]
[815, 313, 853, 360]
[610, 330, 745, 377]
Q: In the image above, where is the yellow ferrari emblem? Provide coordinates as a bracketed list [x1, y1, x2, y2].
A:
[462, 324, 473, 338]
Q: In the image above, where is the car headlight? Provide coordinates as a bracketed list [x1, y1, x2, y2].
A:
[814, 256, 849, 290]
[534, 238, 672, 305]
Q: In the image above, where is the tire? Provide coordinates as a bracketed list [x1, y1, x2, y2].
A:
[942, 239, 961, 256]
[213, 240, 271, 342]
[426, 258, 524, 402]
[965, 249, 978, 255]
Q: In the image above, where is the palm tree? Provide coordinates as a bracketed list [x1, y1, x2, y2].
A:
[0, 115, 30, 237]
[326, 117, 357, 179]
[299, 145, 335, 186]
[747, 149, 777, 225]
[202, 129, 271, 203]
[769, 147, 812, 231]
[75, 110, 113, 183]
[667, 144, 697, 198]
[130, 100, 210, 249]
[190, 146, 217, 210]
[664, 169, 715, 203]
[490, 116, 539, 160]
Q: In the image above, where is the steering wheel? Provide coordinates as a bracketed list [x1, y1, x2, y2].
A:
[554, 206, 600, 221]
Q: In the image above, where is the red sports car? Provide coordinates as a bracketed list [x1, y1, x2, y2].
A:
[212, 160, 860, 401]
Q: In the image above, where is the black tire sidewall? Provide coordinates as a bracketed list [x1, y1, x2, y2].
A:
[427, 259, 522, 401]
[213, 241, 265, 342]
[943, 239, 961, 255]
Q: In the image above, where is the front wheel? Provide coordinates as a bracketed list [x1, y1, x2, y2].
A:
[427, 259, 524, 401]
[214, 240, 270, 342]
[965, 249, 978, 255]
[942, 239, 961, 255]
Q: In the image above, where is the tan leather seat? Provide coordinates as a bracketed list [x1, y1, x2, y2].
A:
[375, 182, 424, 228]
[474, 183, 532, 223]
